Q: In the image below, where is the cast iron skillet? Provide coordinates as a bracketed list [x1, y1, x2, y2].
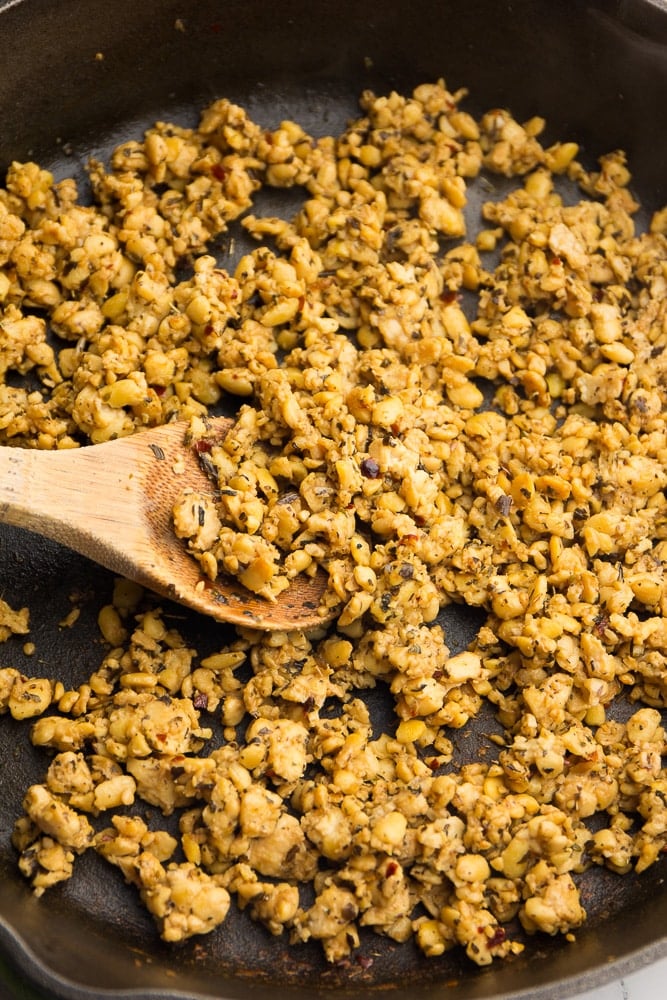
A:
[1, 1, 667, 997]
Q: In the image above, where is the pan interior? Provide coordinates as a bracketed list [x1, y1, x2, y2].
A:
[1, 1, 667, 998]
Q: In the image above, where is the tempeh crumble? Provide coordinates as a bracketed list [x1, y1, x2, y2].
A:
[1, 80, 666, 966]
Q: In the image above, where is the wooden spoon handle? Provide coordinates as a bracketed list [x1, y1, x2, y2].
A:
[0, 443, 142, 571]
[0, 419, 234, 586]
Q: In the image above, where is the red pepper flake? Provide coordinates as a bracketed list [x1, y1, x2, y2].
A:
[593, 612, 611, 637]
[488, 927, 506, 947]
[211, 163, 227, 182]
[494, 493, 513, 517]
[195, 438, 213, 454]
[356, 954, 374, 970]
[193, 691, 209, 711]
[385, 861, 399, 877]
[360, 457, 381, 478]
[440, 290, 458, 304]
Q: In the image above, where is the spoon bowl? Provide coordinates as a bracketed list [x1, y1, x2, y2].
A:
[0, 419, 331, 631]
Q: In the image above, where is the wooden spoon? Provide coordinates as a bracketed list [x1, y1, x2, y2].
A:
[0, 418, 331, 631]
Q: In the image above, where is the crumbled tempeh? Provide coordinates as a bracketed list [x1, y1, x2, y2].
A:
[2, 78, 667, 964]
[0, 598, 29, 644]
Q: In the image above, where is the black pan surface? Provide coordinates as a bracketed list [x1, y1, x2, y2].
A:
[1, 1, 667, 998]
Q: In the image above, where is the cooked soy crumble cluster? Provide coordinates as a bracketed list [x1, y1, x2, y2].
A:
[1, 80, 667, 967]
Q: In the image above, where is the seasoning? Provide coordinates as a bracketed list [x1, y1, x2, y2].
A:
[1, 78, 666, 968]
